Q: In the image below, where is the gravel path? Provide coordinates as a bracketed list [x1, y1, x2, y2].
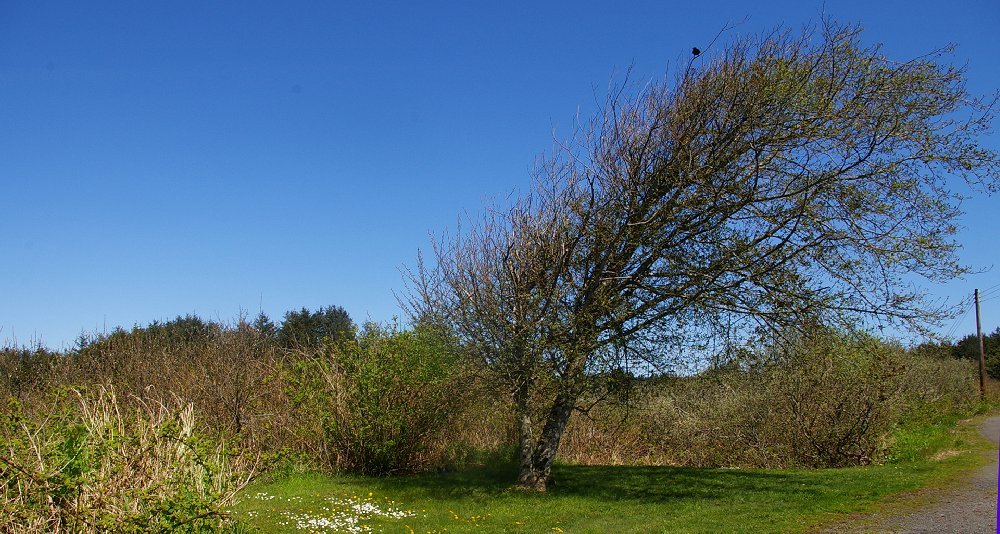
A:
[831, 416, 1000, 533]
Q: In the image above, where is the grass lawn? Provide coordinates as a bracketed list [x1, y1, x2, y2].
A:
[227, 416, 995, 533]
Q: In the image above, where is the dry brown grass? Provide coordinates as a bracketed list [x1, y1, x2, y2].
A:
[0, 387, 256, 532]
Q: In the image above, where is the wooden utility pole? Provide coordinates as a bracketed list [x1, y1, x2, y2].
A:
[975, 288, 987, 399]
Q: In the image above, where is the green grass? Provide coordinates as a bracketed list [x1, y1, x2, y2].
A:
[887, 401, 992, 464]
[227, 417, 995, 533]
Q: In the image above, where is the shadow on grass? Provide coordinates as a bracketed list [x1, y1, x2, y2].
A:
[551, 464, 817, 503]
[366, 459, 826, 505]
[368, 457, 519, 499]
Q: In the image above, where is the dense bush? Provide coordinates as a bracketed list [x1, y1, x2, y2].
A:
[1, 312, 489, 476]
[292, 323, 468, 475]
[0, 311, 987, 499]
[0, 387, 255, 532]
[765, 331, 910, 466]
[0, 346, 63, 402]
[558, 329, 980, 468]
[66, 320, 284, 449]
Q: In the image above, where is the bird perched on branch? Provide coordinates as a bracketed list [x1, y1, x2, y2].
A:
[692, 47, 701, 56]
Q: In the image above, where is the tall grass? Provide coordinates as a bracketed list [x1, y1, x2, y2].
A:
[0, 387, 256, 532]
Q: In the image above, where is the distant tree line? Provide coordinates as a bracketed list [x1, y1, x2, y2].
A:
[914, 328, 1000, 379]
[68, 305, 356, 354]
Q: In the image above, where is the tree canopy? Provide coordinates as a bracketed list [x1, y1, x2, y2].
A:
[407, 20, 999, 490]
[277, 306, 356, 350]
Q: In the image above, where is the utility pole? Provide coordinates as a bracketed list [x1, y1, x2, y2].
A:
[975, 288, 987, 399]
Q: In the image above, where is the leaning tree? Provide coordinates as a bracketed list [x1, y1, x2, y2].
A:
[407, 20, 999, 490]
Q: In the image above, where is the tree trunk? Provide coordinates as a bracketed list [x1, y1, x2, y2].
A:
[514, 379, 537, 488]
[515, 386, 578, 491]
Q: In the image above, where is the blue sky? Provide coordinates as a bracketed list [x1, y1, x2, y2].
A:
[2, 1, 998, 349]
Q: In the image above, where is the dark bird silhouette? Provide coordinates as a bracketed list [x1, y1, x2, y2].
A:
[692, 47, 701, 56]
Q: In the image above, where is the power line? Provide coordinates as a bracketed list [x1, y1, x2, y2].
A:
[944, 299, 974, 340]
[980, 294, 1000, 304]
[979, 282, 1000, 298]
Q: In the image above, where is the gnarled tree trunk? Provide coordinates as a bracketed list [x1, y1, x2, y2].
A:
[515, 386, 578, 491]
[514, 379, 537, 487]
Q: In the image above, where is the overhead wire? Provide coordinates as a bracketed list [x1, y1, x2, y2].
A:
[944, 298, 974, 340]
[978, 282, 1000, 299]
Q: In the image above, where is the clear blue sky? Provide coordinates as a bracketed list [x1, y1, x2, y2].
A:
[2, 1, 998, 349]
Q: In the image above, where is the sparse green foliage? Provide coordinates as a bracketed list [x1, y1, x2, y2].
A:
[409, 19, 999, 489]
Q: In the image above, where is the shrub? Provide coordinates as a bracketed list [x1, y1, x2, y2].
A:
[63, 320, 288, 451]
[557, 328, 979, 468]
[303, 323, 466, 475]
[0, 387, 255, 532]
[0, 345, 63, 402]
[767, 331, 909, 466]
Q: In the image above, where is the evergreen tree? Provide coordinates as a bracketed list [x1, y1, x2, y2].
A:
[277, 306, 355, 349]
